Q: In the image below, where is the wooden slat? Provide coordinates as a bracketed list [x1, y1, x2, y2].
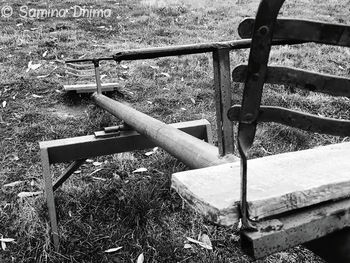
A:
[232, 65, 350, 97]
[239, 18, 350, 47]
[228, 105, 350, 137]
[213, 48, 234, 155]
[171, 142, 350, 226]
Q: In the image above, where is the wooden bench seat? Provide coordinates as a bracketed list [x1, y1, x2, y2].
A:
[171, 142, 350, 226]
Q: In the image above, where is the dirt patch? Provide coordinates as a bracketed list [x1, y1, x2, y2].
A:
[47, 104, 87, 120]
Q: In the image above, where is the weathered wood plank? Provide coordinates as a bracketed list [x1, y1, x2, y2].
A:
[171, 142, 350, 226]
[241, 198, 350, 259]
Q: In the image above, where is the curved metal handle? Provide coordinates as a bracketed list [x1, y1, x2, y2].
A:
[237, 0, 287, 230]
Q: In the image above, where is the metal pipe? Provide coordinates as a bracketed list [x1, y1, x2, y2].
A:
[92, 93, 236, 169]
[66, 38, 305, 64]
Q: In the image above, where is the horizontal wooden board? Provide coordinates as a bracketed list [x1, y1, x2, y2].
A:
[172, 142, 350, 226]
[63, 82, 122, 93]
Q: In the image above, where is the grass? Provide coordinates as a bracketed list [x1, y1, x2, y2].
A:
[0, 0, 349, 262]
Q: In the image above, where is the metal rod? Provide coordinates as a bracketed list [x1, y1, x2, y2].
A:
[65, 39, 305, 64]
[92, 93, 236, 169]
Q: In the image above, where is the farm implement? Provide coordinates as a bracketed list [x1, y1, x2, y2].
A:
[40, 0, 350, 261]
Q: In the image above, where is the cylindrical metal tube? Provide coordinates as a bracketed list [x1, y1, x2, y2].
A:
[92, 93, 235, 169]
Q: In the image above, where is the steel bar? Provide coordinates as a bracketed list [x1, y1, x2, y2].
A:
[65, 39, 305, 64]
[92, 93, 235, 168]
[241, 198, 350, 259]
[228, 105, 350, 137]
[232, 65, 350, 98]
[236, 0, 286, 230]
[239, 18, 350, 47]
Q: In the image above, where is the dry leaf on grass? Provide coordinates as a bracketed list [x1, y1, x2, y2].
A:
[93, 161, 103, 166]
[184, 244, 192, 249]
[26, 61, 42, 72]
[133, 168, 147, 173]
[17, 191, 42, 198]
[137, 253, 144, 263]
[3, 181, 24, 188]
[186, 236, 213, 250]
[0, 237, 15, 250]
[104, 247, 122, 253]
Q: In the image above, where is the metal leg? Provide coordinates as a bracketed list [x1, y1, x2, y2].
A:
[41, 148, 60, 251]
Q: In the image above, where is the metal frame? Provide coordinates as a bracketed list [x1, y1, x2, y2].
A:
[229, 0, 350, 260]
[40, 119, 213, 251]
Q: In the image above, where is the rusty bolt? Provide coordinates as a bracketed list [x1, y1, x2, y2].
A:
[258, 25, 269, 36]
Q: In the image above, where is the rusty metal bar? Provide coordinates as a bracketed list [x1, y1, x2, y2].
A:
[213, 48, 234, 156]
[65, 39, 305, 64]
[92, 93, 236, 168]
[232, 65, 350, 98]
[228, 105, 350, 137]
[239, 18, 350, 47]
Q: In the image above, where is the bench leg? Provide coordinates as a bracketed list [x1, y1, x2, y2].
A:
[304, 228, 350, 263]
[41, 148, 60, 251]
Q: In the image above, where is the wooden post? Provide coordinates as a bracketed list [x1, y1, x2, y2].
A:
[41, 148, 60, 251]
[213, 48, 234, 156]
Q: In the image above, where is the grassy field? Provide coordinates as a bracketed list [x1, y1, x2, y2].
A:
[1, 0, 350, 262]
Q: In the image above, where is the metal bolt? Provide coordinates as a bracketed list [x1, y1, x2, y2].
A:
[258, 25, 269, 36]
[252, 73, 260, 81]
[244, 113, 255, 123]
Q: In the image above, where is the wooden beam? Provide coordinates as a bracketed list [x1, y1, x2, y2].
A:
[39, 119, 213, 164]
[53, 159, 86, 191]
[213, 48, 234, 155]
[241, 198, 350, 259]
[63, 82, 122, 93]
[171, 142, 350, 226]
[304, 228, 350, 263]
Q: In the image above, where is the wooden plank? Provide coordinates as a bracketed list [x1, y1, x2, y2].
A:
[171, 142, 350, 226]
[63, 82, 122, 93]
[241, 198, 350, 259]
[41, 148, 60, 251]
[39, 119, 212, 164]
[213, 48, 234, 155]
